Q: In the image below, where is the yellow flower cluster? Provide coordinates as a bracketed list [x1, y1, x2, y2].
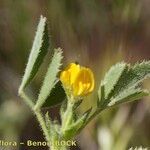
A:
[60, 63, 95, 97]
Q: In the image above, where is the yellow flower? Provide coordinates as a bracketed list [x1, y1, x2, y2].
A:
[60, 63, 95, 97]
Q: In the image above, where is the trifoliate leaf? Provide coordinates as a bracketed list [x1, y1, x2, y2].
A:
[98, 61, 150, 107]
[19, 16, 49, 92]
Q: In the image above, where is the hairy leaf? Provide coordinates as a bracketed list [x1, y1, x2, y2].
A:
[43, 81, 66, 108]
[35, 48, 63, 109]
[19, 16, 49, 92]
[112, 61, 150, 97]
[98, 61, 150, 107]
[101, 62, 127, 99]
[108, 88, 149, 106]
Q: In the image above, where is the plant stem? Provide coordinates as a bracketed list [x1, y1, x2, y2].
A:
[19, 91, 69, 150]
[34, 109, 50, 142]
[61, 96, 74, 135]
[50, 134, 68, 150]
[18, 91, 34, 109]
[19, 91, 52, 149]
[61, 102, 73, 129]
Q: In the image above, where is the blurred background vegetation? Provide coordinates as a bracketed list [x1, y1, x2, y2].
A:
[0, 0, 150, 150]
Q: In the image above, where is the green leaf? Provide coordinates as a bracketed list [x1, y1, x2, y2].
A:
[99, 61, 150, 107]
[97, 82, 105, 107]
[43, 81, 66, 108]
[19, 16, 49, 92]
[98, 82, 105, 101]
[101, 62, 127, 99]
[109, 61, 150, 105]
[112, 61, 150, 97]
[34, 48, 63, 109]
[108, 88, 149, 106]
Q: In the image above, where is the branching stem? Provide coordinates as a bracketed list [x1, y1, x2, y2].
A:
[19, 90, 52, 149]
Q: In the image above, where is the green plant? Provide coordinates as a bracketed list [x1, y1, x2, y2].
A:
[18, 16, 150, 150]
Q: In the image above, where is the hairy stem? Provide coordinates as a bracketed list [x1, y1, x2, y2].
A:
[61, 96, 75, 135]
[34, 109, 50, 142]
[18, 91, 34, 109]
[19, 91, 51, 149]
